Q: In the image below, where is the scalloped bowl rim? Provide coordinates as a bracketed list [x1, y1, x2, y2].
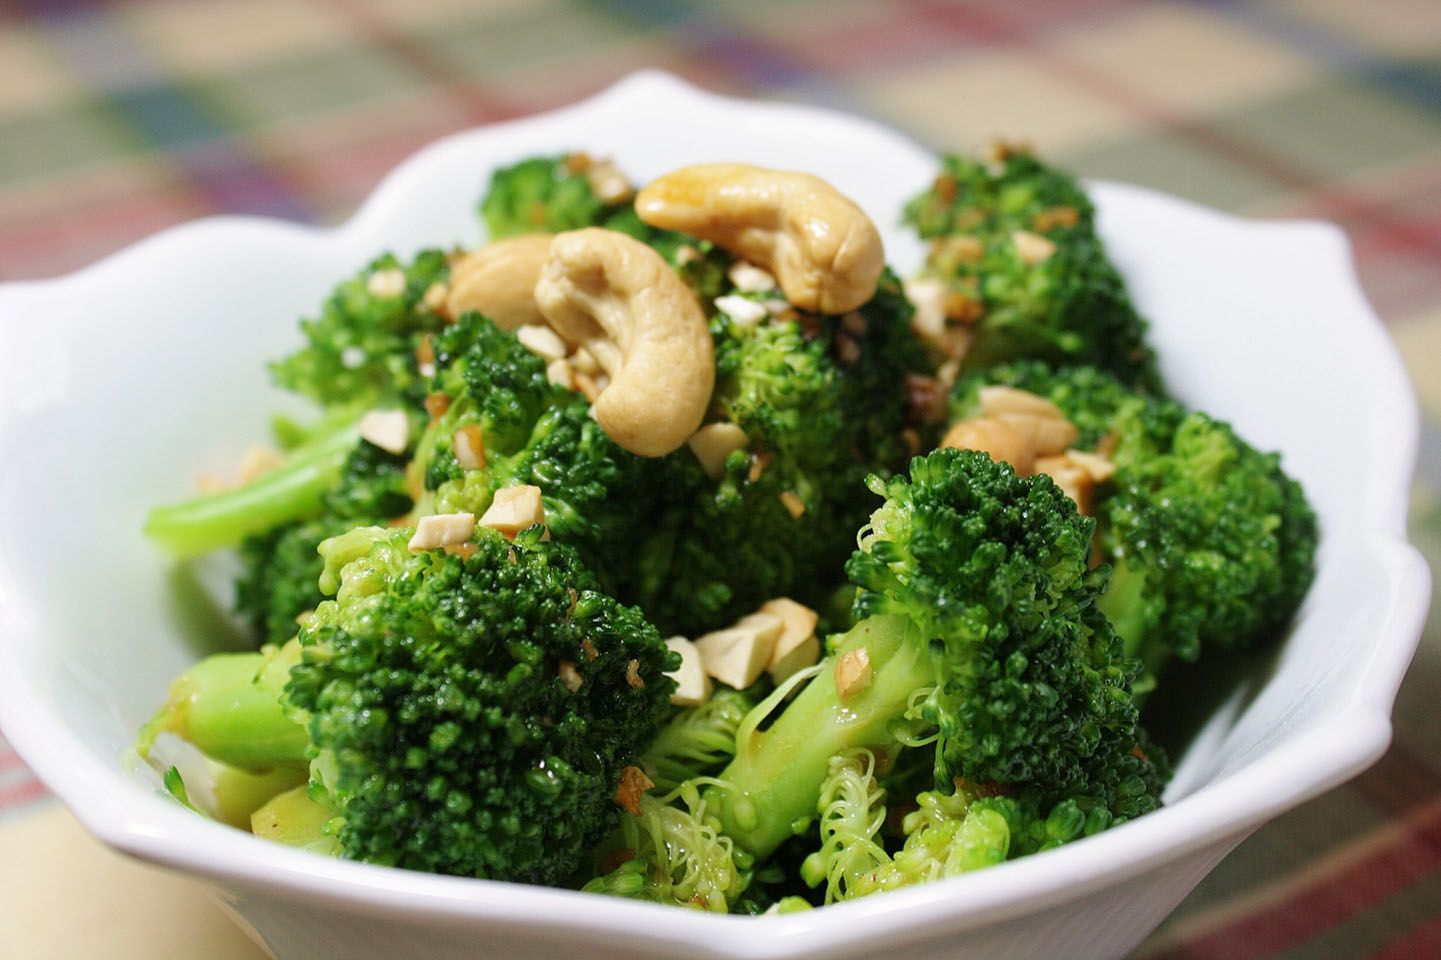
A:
[0, 70, 1430, 958]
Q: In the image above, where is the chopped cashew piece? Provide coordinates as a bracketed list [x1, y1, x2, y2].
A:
[625, 659, 645, 689]
[535, 228, 715, 457]
[614, 765, 654, 816]
[835, 647, 872, 701]
[728, 261, 777, 293]
[941, 416, 1034, 475]
[452, 425, 486, 471]
[515, 323, 569, 362]
[422, 281, 449, 314]
[584, 158, 634, 204]
[366, 268, 406, 298]
[996, 412, 1078, 457]
[570, 347, 600, 375]
[558, 660, 583, 694]
[1012, 230, 1057, 266]
[1065, 448, 1116, 483]
[695, 612, 783, 690]
[573, 371, 606, 403]
[445, 234, 552, 330]
[359, 409, 409, 455]
[478, 485, 546, 538]
[760, 598, 820, 684]
[714, 294, 768, 326]
[237, 445, 284, 485]
[635, 164, 885, 314]
[688, 422, 750, 479]
[1035, 455, 1095, 515]
[978, 385, 1067, 421]
[546, 357, 575, 390]
[779, 490, 806, 519]
[664, 636, 712, 707]
[408, 512, 476, 552]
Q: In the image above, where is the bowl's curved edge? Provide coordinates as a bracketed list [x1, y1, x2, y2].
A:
[0, 68, 1433, 959]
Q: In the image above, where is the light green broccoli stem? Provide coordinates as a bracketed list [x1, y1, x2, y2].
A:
[641, 688, 754, 793]
[137, 643, 309, 772]
[156, 755, 306, 828]
[800, 749, 891, 903]
[250, 782, 342, 855]
[711, 614, 931, 857]
[1097, 555, 1164, 692]
[583, 779, 749, 912]
[143, 419, 360, 556]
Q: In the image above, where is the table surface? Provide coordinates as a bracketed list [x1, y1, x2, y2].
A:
[2, 1, 1439, 958]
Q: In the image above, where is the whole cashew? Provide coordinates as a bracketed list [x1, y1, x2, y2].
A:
[446, 233, 552, 329]
[634, 164, 885, 314]
[534, 228, 714, 457]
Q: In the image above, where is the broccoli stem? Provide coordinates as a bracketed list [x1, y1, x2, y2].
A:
[250, 784, 340, 855]
[138, 647, 309, 772]
[1098, 557, 1168, 681]
[143, 420, 360, 556]
[711, 615, 930, 857]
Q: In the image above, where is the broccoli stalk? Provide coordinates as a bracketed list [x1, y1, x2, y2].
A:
[138, 644, 309, 771]
[710, 449, 1155, 859]
[714, 615, 927, 855]
[143, 418, 360, 556]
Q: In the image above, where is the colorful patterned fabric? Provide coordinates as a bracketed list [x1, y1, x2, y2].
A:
[1, 1, 1438, 956]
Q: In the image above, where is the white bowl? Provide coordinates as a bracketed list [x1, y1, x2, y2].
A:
[0, 70, 1430, 960]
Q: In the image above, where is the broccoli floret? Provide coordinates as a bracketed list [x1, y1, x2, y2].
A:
[481, 154, 618, 239]
[904, 149, 1162, 393]
[951, 361, 1318, 677]
[140, 524, 677, 884]
[414, 312, 680, 601]
[631, 273, 931, 634]
[235, 439, 413, 645]
[479, 152, 714, 256]
[710, 448, 1157, 858]
[801, 735, 1166, 903]
[270, 250, 451, 410]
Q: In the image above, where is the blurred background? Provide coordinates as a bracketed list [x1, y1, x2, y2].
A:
[0, 0, 1438, 957]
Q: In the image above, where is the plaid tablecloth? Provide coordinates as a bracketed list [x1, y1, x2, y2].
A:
[1, 1, 1438, 957]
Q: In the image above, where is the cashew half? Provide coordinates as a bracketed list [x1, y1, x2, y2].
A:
[446, 233, 552, 329]
[634, 163, 884, 314]
[534, 228, 714, 457]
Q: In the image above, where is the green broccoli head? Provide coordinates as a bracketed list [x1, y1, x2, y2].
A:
[480, 154, 617, 239]
[235, 438, 414, 646]
[478, 153, 712, 267]
[713, 448, 1155, 857]
[951, 361, 1318, 672]
[279, 524, 677, 883]
[270, 250, 452, 410]
[415, 312, 682, 600]
[632, 272, 932, 635]
[849, 448, 1139, 790]
[904, 149, 1162, 393]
